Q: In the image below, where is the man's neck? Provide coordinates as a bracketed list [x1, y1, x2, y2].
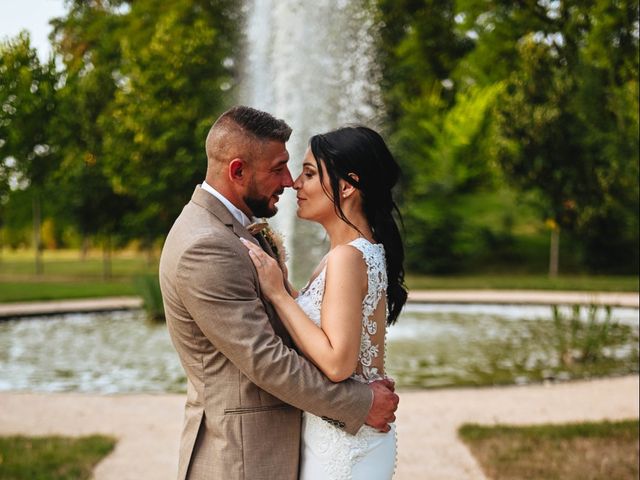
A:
[201, 180, 254, 227]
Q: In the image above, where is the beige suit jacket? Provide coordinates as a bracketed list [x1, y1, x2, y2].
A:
[159, 186, 372, 480]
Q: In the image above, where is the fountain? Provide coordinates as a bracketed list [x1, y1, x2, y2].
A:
[239, 0, 384, 283]
[1, 305, 637, 393]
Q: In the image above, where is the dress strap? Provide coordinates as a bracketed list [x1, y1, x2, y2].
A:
[347, 238, 387, 321]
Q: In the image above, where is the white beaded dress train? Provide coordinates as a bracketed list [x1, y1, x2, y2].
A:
[295, 238, 397, 480]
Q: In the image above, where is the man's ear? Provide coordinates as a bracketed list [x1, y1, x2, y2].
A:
[228, 158, 245, 183]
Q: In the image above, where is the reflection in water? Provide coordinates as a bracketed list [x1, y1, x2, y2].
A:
[0, 311, 186, 393]
[388, 304, 639, 389]
[0, 305, 637, 393]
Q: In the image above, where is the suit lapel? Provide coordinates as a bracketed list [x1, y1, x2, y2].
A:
[190, 185, 293, 346]
[190, 186, 259, 247]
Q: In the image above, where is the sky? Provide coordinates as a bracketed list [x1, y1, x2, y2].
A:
[0, 0, 68, 59]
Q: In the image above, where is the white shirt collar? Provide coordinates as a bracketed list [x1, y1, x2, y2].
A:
[201, 181, 254, 227]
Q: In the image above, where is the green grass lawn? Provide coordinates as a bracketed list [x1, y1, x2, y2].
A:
[459, 420, 639, 480]
[0, 249, 637, 303]
[0, 249, 155, 303]
[405, 274, 639, 292]
[0, 281, 137, 303]
[0, 249, 156, 278]
[0, 434, 116, 480]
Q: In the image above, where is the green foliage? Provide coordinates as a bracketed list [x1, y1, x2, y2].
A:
[0, 32, 59, 192]
[469, 0, 639, 273]
[102, 0, 240, 242]
[377, 0, 639, 274]
[50, 2, 134, 249]
[0, 33, 61, 272]
[0, 434, 116, 480]
[134, 274, 165, 322]
[551, 304, 624, 365]
[396, 83, 505, 272]
[1, 0, 239, 256]
[0, 1, 637, 276]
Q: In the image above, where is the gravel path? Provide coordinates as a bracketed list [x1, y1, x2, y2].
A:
[0, 375, 637, 479]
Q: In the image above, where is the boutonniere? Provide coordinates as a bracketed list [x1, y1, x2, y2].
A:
[247, 220, 288, 271]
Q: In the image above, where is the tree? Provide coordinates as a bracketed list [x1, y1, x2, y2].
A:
[376, 0, 506, 272]
[101, 0, 240, 245]
[48, 0, 239, 268]
[397, 83, 504, 272]
[491, 0, 639, 274]
[0, 32, 59, 273]
[50, 0, 135, 276]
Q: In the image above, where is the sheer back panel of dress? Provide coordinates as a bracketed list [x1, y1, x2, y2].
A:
[296, 237, 388, 384]
[347, 238, 388, 384]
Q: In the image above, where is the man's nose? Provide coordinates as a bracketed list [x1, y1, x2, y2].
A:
[282, 167, 294, 188]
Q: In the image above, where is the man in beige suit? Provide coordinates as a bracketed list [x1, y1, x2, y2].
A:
[160, 106, 398, 480]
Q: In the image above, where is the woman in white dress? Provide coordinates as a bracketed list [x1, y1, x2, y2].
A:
[243, 126, 407, 479]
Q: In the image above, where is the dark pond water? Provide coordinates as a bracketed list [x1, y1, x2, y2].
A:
[0, 304, 637, 393]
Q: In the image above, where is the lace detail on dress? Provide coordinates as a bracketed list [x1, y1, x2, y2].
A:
[302, 412, 371, 479]
[348, 238, 387, 383]
[296, 238, 387, 383]
[296, 268, 326, 327]
[296, 238, 394, 480]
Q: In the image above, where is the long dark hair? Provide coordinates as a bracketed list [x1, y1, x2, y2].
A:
[309, 126, 407, 324]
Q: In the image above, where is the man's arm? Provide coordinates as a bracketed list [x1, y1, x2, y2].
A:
[176, 235, 396, 434]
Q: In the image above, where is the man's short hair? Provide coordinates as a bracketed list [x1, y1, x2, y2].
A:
[217, 105, 292, 143]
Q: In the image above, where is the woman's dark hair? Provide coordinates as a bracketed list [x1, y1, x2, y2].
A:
[309, 126, 407, 324]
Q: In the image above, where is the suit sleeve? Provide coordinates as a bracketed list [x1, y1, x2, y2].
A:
[175, 235, 372, 435]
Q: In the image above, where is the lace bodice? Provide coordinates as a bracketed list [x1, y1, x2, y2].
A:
[296, 237, 388, 383]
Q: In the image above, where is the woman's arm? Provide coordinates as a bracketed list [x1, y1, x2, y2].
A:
[281, 262, 299, 298]
[242, 239, 366, 382]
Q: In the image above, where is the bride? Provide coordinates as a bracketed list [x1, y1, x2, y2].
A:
[243, 126, 407, 479]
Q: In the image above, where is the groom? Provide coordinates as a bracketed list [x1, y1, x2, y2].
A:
[159, 105, 399, 480]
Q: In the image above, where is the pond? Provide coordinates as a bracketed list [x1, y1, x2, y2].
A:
[0, 304, 637, 393]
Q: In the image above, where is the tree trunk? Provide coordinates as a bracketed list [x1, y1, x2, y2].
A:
[81, 234, 90, 260]
[33, 194, 43, 275]
[549, 227, 560, 277]
[103, 235, 112, 280]
[146, 245, 155, 267]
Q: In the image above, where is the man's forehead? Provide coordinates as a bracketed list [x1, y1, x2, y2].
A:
[262, 141, 289, 165]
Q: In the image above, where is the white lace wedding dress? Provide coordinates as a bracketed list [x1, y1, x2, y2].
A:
[296, 238, 397, 480]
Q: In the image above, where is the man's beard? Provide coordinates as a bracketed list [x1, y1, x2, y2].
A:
[244, 182, 281, 218]
[244, 193, 277, 218]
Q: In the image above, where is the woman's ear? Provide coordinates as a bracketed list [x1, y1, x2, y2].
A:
[347, 172, 360, 184]
[340, 178, 357, 199]
[340, 173, 360, 198]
